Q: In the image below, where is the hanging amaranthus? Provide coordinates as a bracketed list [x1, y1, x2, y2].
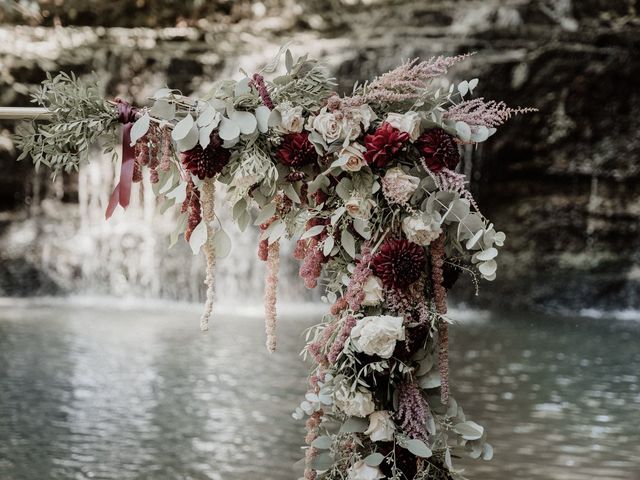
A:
[264, 241, 280, 352]
[431, 232, 449, 404]
[199, 178, 216, 332]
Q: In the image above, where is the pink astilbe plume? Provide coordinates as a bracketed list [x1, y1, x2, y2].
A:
[396, 381, 430, 440]
[344, 245, 374, 311]
[264, 241, 280, 352]
[340, 54, 473, 107]
[299, 237, 325, 289]
[431, 233, 450, 404]
[444, 98, 537, 128]
[327, 315, 357, 364]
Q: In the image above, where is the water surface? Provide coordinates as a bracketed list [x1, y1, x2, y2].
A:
[0, 301, 639, 479]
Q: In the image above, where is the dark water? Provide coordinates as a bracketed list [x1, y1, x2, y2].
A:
[0, 301, 639, 480]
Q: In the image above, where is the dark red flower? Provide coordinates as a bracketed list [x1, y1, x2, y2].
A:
[364, 123, 410, 168]
[371, 238, 426, 289]
[181, 133, 230, 179]
[415, 128, 460, 173]
[277, 132, 317, 167]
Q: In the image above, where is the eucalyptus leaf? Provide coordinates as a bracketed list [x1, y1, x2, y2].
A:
[341, 230, 356, 258]
[172, 114, 194, 141]
[339, 417, 368, 433]
[311, 436, 332, 450]
[406, 439, 432, 458]
[129, 113, 150, 146]
[218, 116, 240, 141]
[300, 225, 324, 240]
[212, 229, 232, 258]
[149, 100, 176, 121]
[189, 221, 207, 255]
[364, 453, 385, 467]
[230, 110, 257, 135]
[454, 421, 484, 441]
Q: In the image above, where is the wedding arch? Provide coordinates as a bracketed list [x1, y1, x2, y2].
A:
[11, 48, 533, 480]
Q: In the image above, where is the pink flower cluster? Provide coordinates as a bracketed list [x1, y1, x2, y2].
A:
[396, 381, 430, 441]
[344, 246, 373, 311]
[444, 98, 537, 128]
[299, 238, 325, 289]
[327, 315, 357, 364]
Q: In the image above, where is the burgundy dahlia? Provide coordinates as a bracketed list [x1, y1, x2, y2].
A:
[181, 133, 230, 179]
[364, 123, 410, 168]
[371, 238, 426, 289]
[415, 128, 460, 173]
[277, 132, 317, 167]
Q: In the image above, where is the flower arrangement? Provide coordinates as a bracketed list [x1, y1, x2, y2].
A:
[14, 49, 534, 479]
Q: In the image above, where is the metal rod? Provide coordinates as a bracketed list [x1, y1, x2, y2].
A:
[0, 107, 53, 120]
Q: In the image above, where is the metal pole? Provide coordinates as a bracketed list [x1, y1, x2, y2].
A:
[0, 107, 53, 120]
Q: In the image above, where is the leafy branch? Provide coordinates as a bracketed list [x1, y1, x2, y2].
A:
[14, 72, 119, 176]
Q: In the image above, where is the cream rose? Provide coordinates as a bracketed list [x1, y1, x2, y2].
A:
[339, 143, 367, 172]
[362, 275, 384, 306]
[402, 212, 443, 246]
[345, 195, 373, 220]
[276, 103, 304, 133]
[351, 315, 405, 359]
[311, 107, 343, 143]
[385, 111, 422, 141]
[365, 410, 396, 442]
[382, 167, 420, 205]
[334, 387, 376, 418]
[347, 460, 385, 480]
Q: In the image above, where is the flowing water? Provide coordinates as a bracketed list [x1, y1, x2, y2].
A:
[0, 300, 639, 480]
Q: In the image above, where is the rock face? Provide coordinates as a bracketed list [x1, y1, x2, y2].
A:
[0, 0, 638, 311]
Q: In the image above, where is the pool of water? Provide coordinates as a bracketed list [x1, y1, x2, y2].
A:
[0, 300, 639, 480]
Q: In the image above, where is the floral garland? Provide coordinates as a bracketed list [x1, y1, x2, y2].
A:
[15, 50, 534, 480]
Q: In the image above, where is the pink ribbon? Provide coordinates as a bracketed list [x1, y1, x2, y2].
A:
[106, 99, 138, 219]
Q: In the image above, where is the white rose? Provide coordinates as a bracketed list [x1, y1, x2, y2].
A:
[334, 387, 376, 418]
[276, 103, 304, 133]
[351, 315, 405, 359]
[385, 111, 422, 141]
[364, 411, 396, 442]
[382, 167, 420, 205]
[362, 275, 384, 306]
[357, 104, 376, 130]
[312, 107, 343, 143]
[402, 212, 443, 246]
[339, 143, 367, 172]
[347, 460, 385, 480]
[345, 195, 373, 220]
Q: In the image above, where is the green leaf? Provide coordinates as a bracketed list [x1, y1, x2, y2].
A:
[130, 113, 150, 146]
[212, 228, 232, 258]
[311, 435, 332, 449]
[323, 235, 335, 256]
[311, 452, 333, 471]
[300, 225, 324, 240]
[218, 116, 240, 141]
[254, 203, 277, 226]
[189, 221, 207, 255]
[405, 439, 432, 458]
[230, 110, 257, 135]
[149, 99, 176, 120]
[341, 229, 356, 258]
[364, 453, 385, 467]
[339, 417, 368, 433]
[172, 113, 194, 141]
[454, 421, 484, 441]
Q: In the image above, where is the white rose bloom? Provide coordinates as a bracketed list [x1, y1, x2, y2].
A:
[362, 275, 384, 306]
[339, 143, 367, 172]
[276, 103, 304, 133]
[351, 315, 405, 359]
[334, 387, 376, 418]
[385, 111, 422, 141]
[382, 167, 420, 205]
[345, 195, 373, 220]
[311, 107, 343, 143]
[365, 410, 396, 442]
[347, 460, 385, 480]
[402, 212, 443, 246]
[357, 104, 377, 130]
